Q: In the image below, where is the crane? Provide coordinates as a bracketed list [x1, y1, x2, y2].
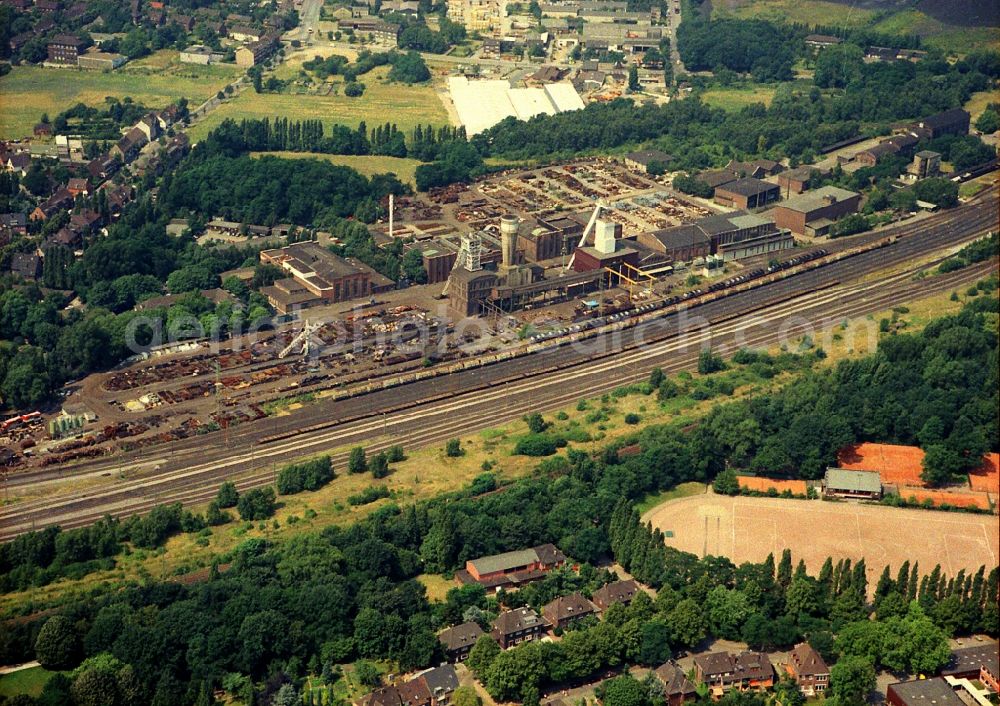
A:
[279, 320, 321, 359]
[565, 201, 606, 271]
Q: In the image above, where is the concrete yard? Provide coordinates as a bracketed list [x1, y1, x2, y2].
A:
[643, 492, 1000, 583]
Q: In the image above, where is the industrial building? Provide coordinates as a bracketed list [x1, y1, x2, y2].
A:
[572, 219, 640, 276]
[259, 242, 394, 313]
[444, 214, 608, 316]
[519, 215, 584, 262]
[906, 150, 942, 180]
[640, 211, 792, 262]
[903, 108, 971, 140]
[77, 50, 127, 70]
[624, 149, 672, 174]
[772, 186, 861, 236]
[408, 230, 505, 284]
[713, 177, 781, 210]
[448, 77, 585, 135]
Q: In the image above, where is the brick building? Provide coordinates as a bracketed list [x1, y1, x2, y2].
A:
[542, 593, 597, 630]
[713, 178, 781, 210]
[457, 543, 567, 591]
[771, 186, 861, 236]
[519, 216, 583, 262]
[438, 622, 484, 662]
[695, 652, 774, 698]
[784, 643, 830, 696]
[491, 607, 546, 648]
[47, 34, 87, 64]
[653, 663, 698, 706]
[590, 579, 640, 610]
[259, 242, 394, 313]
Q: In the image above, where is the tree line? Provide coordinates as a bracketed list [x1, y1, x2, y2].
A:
[0, 301, 996, 706]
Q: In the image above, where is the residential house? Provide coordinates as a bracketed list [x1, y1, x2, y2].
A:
[804, 34, 842, 52]
[438, 622, 484, 662]
[491, 607, 547, 648]
[10, 252, 42, 280]
[5, 153, 31, 176]
[137, 113, 161, 142]
[66, 177, 90, 197]
[110, 127, 148, 163]
[591, 579, 641, 611]
[784, 643, 830, 696]
[542, 593, 597, 630]
[0, 213, 28, 236]
[87, 153, 120, 181]
[69, 209, 102, 234]
[33, 122, 53, 137]
[228, 24, 263, 42]
[30, 187, 74, 221]
[695, 652, 774, 698]
[356, 666, 459, 706]
[653, 662, 698, 706]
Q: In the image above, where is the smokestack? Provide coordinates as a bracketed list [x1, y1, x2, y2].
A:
[388, 193, 394, 239]
[500, 215, 518, 269]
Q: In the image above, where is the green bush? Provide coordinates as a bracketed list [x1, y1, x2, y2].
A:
[276, 456, 334, 495]
[347, 485, 391, 506]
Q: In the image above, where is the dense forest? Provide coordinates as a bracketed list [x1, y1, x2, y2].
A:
[1, 299, 997, 706]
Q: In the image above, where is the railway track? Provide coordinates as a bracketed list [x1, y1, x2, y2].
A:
[1, 247, 994, 539]
[1, 192, 996, 536]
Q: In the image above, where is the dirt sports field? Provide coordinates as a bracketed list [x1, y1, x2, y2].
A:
[644, 494, 1000, 582]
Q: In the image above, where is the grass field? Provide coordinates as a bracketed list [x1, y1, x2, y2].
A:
[0, 57, 243, 139]
[872, 9, 999, 54]
[712, 0, 999, 54]
[643, 493, 999, 586]
[635, 482, 708, 514]
[712, 0, 876, 27]
[700, 85, 778, 111]
[965, 90, 998, 120]
[187, 65, 450, 142]
[0, 667, 55, 699]
[251, 151, 423, 185]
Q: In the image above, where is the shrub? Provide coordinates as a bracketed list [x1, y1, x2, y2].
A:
[624, 413, 641, 425]
[445, 439, 464, 457]
[216, 481, 239, 508]
[237, 487, 277, 520]
[370, 452, 390, 479]
[276, 456, 334, 495]
[347, 485, 391, 506]
[348, 447, 368, 473]
[514, 433, 563, 456]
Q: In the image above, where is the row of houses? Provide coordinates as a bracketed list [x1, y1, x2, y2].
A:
[439, 578, 641, 658]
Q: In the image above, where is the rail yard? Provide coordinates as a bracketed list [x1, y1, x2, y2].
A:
[1, 186, 996, 541]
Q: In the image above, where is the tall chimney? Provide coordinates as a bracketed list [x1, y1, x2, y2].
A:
[388, 193, 394, 239]
[500, 215, 518, 269]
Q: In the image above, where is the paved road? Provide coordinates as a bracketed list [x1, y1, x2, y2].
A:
[0, 192, 994, 539]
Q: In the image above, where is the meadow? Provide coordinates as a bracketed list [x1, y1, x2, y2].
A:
[250, 151, 423, 185]
[0, 51, 242, 139]
[187, 65, 451, 142]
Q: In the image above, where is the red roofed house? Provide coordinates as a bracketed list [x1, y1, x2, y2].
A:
[67, 177, 90, 197]
[784, 643, 830, 696]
